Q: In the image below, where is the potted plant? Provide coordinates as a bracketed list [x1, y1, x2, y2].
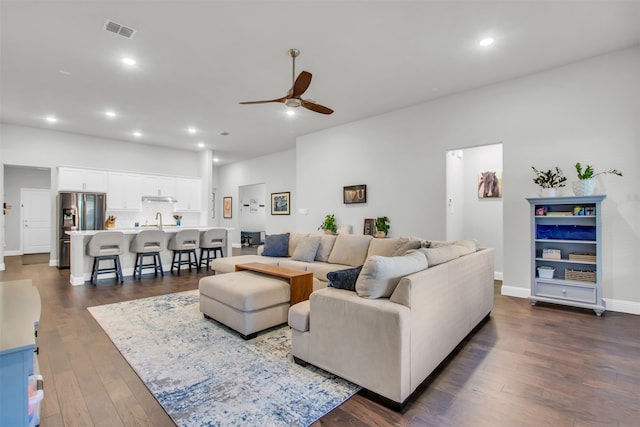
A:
[375, 216, 390, 238]
[318, 214, 337, 234]
[573, 162, 623, 196]
[531, 166, 567, 197]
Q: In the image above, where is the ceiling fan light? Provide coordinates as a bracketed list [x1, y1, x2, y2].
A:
[285, 98, 301, 108]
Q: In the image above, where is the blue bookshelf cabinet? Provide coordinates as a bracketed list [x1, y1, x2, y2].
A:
[527, 195, 606, 316]
[0, 280, 42, 426]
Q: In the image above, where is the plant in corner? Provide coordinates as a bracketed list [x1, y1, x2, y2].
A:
[375, 216, 390, 238]
[318, 214, 337, 234]
[531, 166, 567, 197]
[573, 162, 622, 196]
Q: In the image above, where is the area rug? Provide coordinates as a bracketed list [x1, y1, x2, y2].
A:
[88, 290, 360, 426]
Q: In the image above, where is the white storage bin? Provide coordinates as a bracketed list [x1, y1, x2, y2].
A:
[537, 266, 555, 279]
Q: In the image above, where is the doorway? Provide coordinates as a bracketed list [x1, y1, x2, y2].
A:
[21, 188, 52, 254]
[446, 143, 503, 279]
[238, 183, 266, 253]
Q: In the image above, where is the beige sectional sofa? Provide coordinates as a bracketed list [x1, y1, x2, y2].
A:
[210, 232, 494, 409]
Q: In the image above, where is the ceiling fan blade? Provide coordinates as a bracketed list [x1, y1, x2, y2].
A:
[291, 71, 312, 97]
[301, 99, 334, 115]
[239, 97, 286, 105]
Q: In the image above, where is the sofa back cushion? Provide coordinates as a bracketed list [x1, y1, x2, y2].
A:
[314, 234, 337, 262]
[355, 251, 428, 299]
[287, 232, 307, 257]
[291, 235, 321, 262]
[327, 234, 373, 266]
[410, 239, 478, 266]
[261, 232, 290, 257]
[366, 237, 399, 258]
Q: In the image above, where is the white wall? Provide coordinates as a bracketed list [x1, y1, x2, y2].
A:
[216, 149, 296, 245]
[297, 47, 640, 310]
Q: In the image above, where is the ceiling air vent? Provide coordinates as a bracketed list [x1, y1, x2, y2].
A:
[104, 20, 137, 39]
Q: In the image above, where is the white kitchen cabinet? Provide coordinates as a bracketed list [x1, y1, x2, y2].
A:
[175, 178, 202, 211]
[58, 167, 107, 192]
[107, 172, 142, 211]
[141, 175, 176, 197]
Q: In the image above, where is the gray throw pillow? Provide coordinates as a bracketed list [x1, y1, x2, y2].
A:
[327, 265, 363, 292]
[292, 235, 321, 262]
[261, 233, 290, 257]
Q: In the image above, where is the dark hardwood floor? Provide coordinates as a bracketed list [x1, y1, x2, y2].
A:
[1, 256, 638, 426]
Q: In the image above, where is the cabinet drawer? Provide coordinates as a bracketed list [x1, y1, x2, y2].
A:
[535, 281, 596, 304]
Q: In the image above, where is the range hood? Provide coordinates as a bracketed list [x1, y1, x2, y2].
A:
[141, 195, 178, 203]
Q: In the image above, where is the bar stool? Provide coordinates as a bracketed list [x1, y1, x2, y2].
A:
[130, 229, 166, 279]
[168, 229, 200, 274]
[199, 228, 225, 271]
[87, 231, 125, 285]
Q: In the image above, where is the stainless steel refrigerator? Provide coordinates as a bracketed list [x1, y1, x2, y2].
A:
[58, 192, 106, 269]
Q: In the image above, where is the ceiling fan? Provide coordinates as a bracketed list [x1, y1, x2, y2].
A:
[240, 48, 334, 115]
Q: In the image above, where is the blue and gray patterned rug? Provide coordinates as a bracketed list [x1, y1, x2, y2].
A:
[88, 290, 360, 426]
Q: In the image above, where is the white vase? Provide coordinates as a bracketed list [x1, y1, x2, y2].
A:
[572, 179, 595, 196]
[540, 188, 557, 197]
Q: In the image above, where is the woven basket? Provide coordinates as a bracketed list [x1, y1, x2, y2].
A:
[565, 269, 596, 283]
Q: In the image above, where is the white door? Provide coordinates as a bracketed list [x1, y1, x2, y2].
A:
[22, 188, 52, 254]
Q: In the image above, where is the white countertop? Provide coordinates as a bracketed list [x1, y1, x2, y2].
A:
[66, 226, 233, 236]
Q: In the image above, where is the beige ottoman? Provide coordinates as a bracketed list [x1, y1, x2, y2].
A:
[199, 271, 290, 339]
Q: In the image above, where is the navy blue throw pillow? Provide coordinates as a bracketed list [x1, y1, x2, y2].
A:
[327, 265, 363, 292]
[262, 233, 290, 257]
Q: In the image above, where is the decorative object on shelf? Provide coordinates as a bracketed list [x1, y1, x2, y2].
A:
[173, 215, 182, 226]
[542, 248, 561, 259]
[573, 162, 622, 196]
[318, 214, 337, 234]
[375, 216, 390, 238]
[537, 266, 555, 279]
[105, 215, 116, 228]
[223, 197, 232, 219]
[531, 166, 567, 197]
[565, 269, 596, 283]
[477, 171, 502, 198]
[363, 218, 375, 236]
[343, 184, 366, 204]
[270, 192, 290, 215]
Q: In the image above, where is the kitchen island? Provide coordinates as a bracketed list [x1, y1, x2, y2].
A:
[65, 227, 232, 285]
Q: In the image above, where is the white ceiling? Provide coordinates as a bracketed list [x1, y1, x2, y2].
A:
[2, 1, 639, 164]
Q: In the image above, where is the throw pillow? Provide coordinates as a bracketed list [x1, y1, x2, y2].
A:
[315, 234, 337, 262]
[292, 235, 321, 263]
[261, 232, 290, 257]
[327, 265, 363, 291]
[355, 251, 428, 299]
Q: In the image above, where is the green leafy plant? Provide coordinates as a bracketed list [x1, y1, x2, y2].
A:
[375, 216, 390, 235]
[575, 163, 623, 180]
[531, 166, 567, 189]
[318, 214, 337, 232]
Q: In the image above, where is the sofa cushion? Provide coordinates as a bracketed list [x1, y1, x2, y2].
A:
[278, 259, 310, 271]
[262, 232, 290, 257]
[306, 262, 354, 282]
[211, 254, 278, 274]
[412, 241, 476, 267]
[366, 237, 400, 258]
[390, 237, 422, 256]
[315, 234, 337, 262]
[327, 265, 363, 292]
[355, 251, 428, 299]
[327, 234, 373, 266]
[288, 300, 310, 332]
[287, 232, 307, 257]
[292, 235, 321, 262]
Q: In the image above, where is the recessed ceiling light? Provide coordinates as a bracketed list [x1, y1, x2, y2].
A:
[59, 70, 71, 75]
[105, 111, 117, 118]
[218, 131, 230, 136]
[45, 116, 57, 123]
[132, 131, 142, 137]
[122, 57, 136, 66]
[479, 37, 494, 47]
[197, 142, 205, 148]
[213, 157, 220, 163]
[286, 109, 295, 116]
[187, 127, 197, 134]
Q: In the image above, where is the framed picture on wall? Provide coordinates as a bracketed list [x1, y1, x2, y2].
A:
[478, 171, 502, 198]
[271, 192, 290, 215]
[363, 218, 375, 236]
[344, 184, 367, 204]
[223, 196, 232, 218]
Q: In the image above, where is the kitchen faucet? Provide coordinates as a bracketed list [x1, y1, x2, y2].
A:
[155, 212, 162, 229]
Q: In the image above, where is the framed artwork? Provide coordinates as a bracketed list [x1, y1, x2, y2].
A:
[343, 184, 367, 204]
[223, 196, 232, 218]
[478, 171, 502, 198]
[271, 192, 290, 215]
[363, 218, 375, 236]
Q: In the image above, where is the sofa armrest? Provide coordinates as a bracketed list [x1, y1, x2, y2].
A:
[307, 288, 411, 404]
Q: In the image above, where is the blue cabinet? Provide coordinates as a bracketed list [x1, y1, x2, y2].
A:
[0, 280, 41, 426]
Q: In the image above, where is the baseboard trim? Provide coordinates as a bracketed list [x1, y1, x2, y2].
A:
[49, 259, 58, 267]
[0, 263, 5, 271]
[4, 250, 22, 256]
[501, 285, 530, 299]
[603, 298, 640, 315]
[494, 271, 503, 281]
